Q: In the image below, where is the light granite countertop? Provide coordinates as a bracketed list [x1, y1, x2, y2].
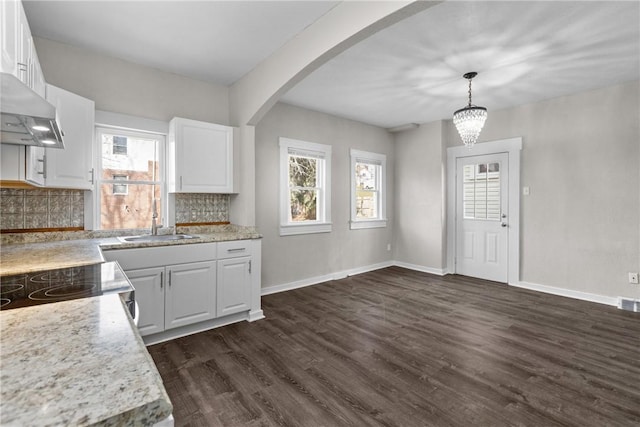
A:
[0, 225, 262, 276]
[0, 294, 172, 426]
[0, 224, 261, 424]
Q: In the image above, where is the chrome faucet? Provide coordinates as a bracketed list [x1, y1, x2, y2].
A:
[151, 198, 161, 235]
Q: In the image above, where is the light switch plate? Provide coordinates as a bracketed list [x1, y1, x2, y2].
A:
[629, 272, 639, 284]
[523, 186, 530, 195]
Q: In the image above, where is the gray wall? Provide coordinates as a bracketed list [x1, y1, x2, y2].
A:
[394, 81, 638, 299]
[449, 81, 638, 299]
[34, 37, 229, 124]
[255, 103, 395, 288]
[393, 121, 447, 271]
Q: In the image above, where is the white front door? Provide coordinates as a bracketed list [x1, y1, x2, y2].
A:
[456, 153, 509, 282]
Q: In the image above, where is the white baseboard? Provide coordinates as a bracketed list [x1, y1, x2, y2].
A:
[511, 281, 619, 307]
[393, 261, 446, 276]
[261, 261, 393, 296]
[261, 260, 447, 296]
[260, 262, 622, 310]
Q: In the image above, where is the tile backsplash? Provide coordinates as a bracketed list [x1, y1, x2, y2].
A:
[1, 188, 84, 230]
[0, 189, 229, 231]
[174, 193, 230, 224]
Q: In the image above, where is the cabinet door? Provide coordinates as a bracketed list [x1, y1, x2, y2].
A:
[172, 118, 234, 193]
[1, 0, 18, 75]
[124, 267, 165, 337]
[216, 256, 251, 317]
[30, 41, 46, 98]
[165, 261, 216, 329]
[16, 3, 30, 86]
[45, 84, 95, 189]
[25, 146, 45, 186]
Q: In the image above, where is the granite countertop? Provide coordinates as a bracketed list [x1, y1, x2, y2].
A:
[0, 294, 172, 426]
[0, 224, 262, 276]
[0, 224, 262, 423]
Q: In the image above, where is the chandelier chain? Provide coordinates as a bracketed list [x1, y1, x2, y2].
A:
[468, 77, 473, 107]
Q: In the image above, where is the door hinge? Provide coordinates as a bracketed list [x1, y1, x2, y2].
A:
[248, 260, 252, 274]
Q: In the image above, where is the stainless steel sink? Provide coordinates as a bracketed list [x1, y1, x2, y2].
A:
[118, 234, 199, 243]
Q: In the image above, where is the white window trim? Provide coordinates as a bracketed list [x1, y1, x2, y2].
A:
[95, 126, 165, 230]
[350, 149, 387, 230]
[112, 174, 129, 195]
[279, 137, 332, 236]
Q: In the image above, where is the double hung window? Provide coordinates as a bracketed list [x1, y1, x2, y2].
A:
[96, 127, 164, 230]
[350, 149, 387, 229]
[279, 137, 331, 236]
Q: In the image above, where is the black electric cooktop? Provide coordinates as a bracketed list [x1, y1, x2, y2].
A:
[0, 262, 134, 312]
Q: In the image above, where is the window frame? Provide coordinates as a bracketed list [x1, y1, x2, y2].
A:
[279, 137, 332, 236]
[112, 135, 128, 155]
[111, 174, 129, 195]
[95, 126, 166, 230]
[350, 149, 387, 230]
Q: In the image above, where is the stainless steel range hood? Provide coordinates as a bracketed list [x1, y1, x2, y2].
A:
[1, 72, 64, 149]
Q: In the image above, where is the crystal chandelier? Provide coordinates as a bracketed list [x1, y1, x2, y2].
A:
[453, 72, 487, 148]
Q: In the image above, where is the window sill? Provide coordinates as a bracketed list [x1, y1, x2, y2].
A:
[280, 222, 332, 236]
[350, 219, 387, 230]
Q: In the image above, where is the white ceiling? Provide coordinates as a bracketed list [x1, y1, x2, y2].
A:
[23, 1, 339, 85]
[24, 1, 639, 129]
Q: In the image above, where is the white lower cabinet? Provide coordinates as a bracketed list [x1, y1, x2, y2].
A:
[165, 261, 216, 329]
[124, 267, 165, 336]
[217, 256, 251, 317]
[103, 240, 262, 342]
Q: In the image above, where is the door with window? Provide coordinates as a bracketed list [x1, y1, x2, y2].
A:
[456, 153, 508, 282]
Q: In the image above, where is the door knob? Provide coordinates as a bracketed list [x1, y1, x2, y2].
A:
[501, 223, 508, 228]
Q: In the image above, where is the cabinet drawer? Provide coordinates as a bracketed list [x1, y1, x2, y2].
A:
[104, 242, 217, 270]
[217, 240, 251, 259]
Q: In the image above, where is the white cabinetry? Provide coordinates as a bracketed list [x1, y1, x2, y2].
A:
[30, 41, 45, 97]
[44, 84, 95, 189]
[124, 267, 165, 336]
[167, 117, 236, 193]
[1, 0, 41, 94]
[0, 144, 45, 186]
[165, 261, 217, 329]
[217, 240, 252, 317]
[0, 85, 95, 189]
[1, 0, 18, 76]
[102, 239, 263, 343]
[122, 261, 217, 337]
[103, 243, 218, 337]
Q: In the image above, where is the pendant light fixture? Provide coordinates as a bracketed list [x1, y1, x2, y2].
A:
[453, 72, 487, 148]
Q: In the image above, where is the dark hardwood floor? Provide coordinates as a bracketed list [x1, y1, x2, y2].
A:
[148, 267, 640, 426]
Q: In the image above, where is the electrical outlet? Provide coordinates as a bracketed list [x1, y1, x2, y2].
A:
[629, 272, 639, 284]
[387, 244, 391, 251]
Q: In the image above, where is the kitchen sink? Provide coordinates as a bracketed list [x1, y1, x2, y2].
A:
[118, 234, 199, 243]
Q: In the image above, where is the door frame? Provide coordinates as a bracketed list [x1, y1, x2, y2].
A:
[446, 137, 522, 284]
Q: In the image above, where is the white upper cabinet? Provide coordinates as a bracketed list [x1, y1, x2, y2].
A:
[44, 84, 95, 189]
[29, 40, 45, 98]
[1, 0, 18, 76]
[1, 0, 40, 93]
[167, 117, 236, 193]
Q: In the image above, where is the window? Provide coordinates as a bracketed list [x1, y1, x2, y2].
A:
[350, 149, 387, 229]
[463, 162, 501, 220]
[112, 136, 127, 155]
[112, 174, 128, 195]
[279, 137, 331, 236]
[97, 127, 164, 230]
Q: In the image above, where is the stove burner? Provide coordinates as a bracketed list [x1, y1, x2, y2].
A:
[0, 284, 25, 296]
[29, 283, 98, 301]
[30, 271, 78, 284]
[0, 263, 133, 313]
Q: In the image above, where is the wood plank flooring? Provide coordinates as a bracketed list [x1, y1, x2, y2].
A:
[148, 267, 640, 426]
